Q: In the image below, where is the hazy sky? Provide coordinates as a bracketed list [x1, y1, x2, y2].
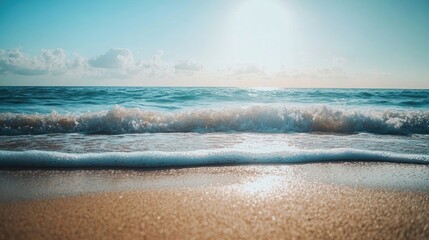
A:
[0, 0, 428, 88]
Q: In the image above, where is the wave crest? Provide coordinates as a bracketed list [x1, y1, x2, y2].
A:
[0, 105, 428, 135]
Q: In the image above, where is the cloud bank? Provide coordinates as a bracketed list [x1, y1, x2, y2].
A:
[0, 47, 410, 88]
[0, 48, 176, 80]
[89, 48, 134, 69]
[175, 61, 204, 72]
[0, 48, 89, 76]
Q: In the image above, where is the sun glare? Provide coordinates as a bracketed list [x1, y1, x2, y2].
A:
[223, 0, 292, 70]
[243, 176, 283, 196]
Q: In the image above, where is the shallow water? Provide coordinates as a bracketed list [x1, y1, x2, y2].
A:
[1, 163, 428, 202]
[0, 87, 428, 167]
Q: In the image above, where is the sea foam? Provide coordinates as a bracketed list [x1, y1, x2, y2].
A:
[1, 105, 428, 135]
[0, 148, 427, 168]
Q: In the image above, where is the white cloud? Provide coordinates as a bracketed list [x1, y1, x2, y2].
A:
[41, 48, 67, 72]
[88, 48, 134, 69]
[0, 49, 32, 75]
[0, 48, 173, 80]
[175, 60, 203, 72]
[137, 50, 173, 78]
[0, 48, 68, 75]
[67, 54, 89, 70]
[1, 47, 416, 88]
[232, 64, 265, 75]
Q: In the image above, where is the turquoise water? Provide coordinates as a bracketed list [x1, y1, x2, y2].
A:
[1, 87, 428, 114]
[0, 87, 428, 167]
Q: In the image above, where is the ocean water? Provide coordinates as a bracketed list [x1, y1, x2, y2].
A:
[0, 87, 428, 167]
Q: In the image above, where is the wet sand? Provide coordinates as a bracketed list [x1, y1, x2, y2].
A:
[1, 164, 429, 239]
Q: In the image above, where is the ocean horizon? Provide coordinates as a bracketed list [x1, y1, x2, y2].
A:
[2, 0, 429, 237]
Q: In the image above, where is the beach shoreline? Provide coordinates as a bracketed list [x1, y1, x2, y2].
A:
[1, 163, 428, 239]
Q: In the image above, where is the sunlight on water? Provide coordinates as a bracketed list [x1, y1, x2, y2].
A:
[0, 87, 427, 168]
[242, 176, 283, 195]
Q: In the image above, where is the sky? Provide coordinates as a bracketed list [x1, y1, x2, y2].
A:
[0, 0, 428, 88]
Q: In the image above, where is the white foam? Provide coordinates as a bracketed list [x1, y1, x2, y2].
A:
[0, 148, 427, 168]
[0, 105, 428, 135]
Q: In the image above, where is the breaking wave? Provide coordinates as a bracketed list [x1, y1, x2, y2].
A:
[0, 105, 428, 135]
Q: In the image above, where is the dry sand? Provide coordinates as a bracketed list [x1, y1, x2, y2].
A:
[0, 165, 428, 239]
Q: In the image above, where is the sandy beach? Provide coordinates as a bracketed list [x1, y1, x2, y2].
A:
[1, 0, 429, 238]
[0, 163, 428, 240]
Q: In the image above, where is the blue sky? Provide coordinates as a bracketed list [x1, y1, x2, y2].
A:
[0, 0, 428, 88]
